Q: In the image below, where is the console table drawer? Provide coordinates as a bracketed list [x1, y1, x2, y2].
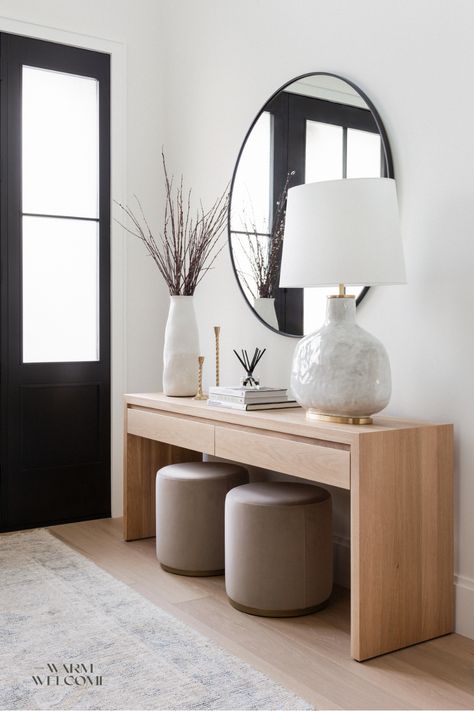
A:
[215, 426, 350, 489]
[128, 408, 214, 454]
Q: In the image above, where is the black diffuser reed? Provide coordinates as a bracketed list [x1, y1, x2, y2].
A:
[233, 347, 266, 388]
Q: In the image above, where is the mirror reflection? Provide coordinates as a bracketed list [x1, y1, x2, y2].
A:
[229, 73, 393, 336]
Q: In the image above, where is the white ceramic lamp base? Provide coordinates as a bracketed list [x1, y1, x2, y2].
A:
[290, 296, 391, 424]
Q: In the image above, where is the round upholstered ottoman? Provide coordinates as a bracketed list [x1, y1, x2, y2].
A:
[225, 482, 332, 616]
[156, 461, 248, 576]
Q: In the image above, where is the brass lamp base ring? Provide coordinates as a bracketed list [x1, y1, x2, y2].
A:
[306, 409, 373, 426]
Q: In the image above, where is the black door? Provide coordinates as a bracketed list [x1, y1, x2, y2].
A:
[0, 33, 111, 531]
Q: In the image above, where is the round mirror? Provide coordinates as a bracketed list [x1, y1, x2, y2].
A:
[228, 72, 394, 337]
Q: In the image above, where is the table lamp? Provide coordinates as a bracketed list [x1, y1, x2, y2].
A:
[279, 178, 406, 424]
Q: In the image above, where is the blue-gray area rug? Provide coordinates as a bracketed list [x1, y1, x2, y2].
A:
[0, 529, 313, 710]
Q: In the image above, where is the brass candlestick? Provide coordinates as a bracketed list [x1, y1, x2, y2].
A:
[214, 326, 221, 386]
[194, 356, 207, 400]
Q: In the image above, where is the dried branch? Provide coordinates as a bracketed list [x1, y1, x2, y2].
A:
[115, 151, 229, 295]
[236, 171, 295, 300]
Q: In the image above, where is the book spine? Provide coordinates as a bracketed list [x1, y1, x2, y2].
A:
[209, 393, 289, 405]
[208, 388, 247, 397]
[247, 401, 299, 410]
[208, 387, 287, 397]
[208, 390, 287, 400]
[208, 400, 298, 411]
[207, 400, 248, 410]
[206, 392, 246, 404]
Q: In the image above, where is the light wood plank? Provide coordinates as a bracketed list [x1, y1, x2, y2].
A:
[50, 519, 474, 711]
[125, 393, 439, 445]
[128, 407, 214, 454]
[124, 392, 454, 662]
[124, 434, 201, 541]
[351, 425, 454, 660]
[215, 424, 350, 489]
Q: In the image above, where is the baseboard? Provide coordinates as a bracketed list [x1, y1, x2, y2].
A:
[455, 575, 474, 639]
[333, 534, 350, 589]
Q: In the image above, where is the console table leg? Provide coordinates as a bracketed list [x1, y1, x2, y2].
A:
[124, 433, 201, 541]
[351, 425, 453, 661]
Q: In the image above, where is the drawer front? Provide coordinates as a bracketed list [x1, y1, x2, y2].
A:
[128, 408, 214, 454]
[215, 426, 350, 489]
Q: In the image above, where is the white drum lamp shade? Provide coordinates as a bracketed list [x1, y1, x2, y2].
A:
[279, 178, 406, 424]
[279, 178, 406, 289]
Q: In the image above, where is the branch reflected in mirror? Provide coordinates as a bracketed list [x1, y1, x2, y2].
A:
[234, 170, 295, 330]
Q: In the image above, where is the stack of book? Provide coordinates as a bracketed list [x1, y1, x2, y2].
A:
[207, 386, 299, 411]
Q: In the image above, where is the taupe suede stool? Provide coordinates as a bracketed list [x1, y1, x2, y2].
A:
[156, 461, 249, 576]
[225, 482, 332, 616]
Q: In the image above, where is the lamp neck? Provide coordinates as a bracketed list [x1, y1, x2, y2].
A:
[325, 295, 356, 324]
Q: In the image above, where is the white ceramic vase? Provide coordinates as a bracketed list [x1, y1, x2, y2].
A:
[163, 295, 199, 397]
[254, 297, 278, 330]
[290, 296, 391, 422]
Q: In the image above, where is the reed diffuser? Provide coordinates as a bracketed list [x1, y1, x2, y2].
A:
[233, 348, 266, 388]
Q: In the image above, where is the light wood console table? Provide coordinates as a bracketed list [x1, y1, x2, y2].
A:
[123, 393, 453, 661]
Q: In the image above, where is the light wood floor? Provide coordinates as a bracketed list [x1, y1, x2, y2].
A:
[50, 517, 474, 711]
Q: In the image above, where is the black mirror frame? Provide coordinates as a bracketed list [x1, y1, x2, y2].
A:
[227, 71, 394, 338]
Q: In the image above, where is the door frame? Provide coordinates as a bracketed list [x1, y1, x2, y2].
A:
[0, 16, 127, 518]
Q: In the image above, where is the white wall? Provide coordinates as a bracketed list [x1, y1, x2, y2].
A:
[160, 0, 474, 637]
